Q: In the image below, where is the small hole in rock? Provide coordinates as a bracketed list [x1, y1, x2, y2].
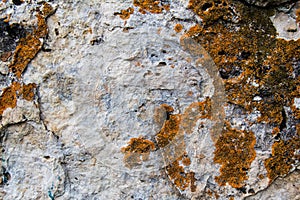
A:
[202, 2, 213, 11]
[13, 0, 23, 5]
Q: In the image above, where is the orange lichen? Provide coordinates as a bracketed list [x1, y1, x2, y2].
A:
[181, 98, 211, 134]
[188, 0, 234, 25]
[0, 82, 19, 115]
[121, 137, 155, 168]
[165, 154, 196, 192]
[182, 156, 191, 166]
[291, 97, 300, 120]
[272, 127, 280, 136]
[21, 83, 37, 101]
[264, 136, 300, 183]
[0, 52, 12, 62]
[9, 35, 42, 78]
[133, 0, 170, 14]
[186, 0, 299, 127]
[174, 24, 183, 33]
[0, 82, 37, 115]
[296, 8, 300, 23]
[122, 99, 212, 191]
[215, 193, 220, 199]
[214, 122, 256, 188]
[156, 114, 181, 148]
[258, 174, 264, 179]
[116, 7, 134, 20]
[9, 2, 54, 78]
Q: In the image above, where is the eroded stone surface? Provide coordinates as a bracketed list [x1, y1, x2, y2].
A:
[0, 0, 299, 200]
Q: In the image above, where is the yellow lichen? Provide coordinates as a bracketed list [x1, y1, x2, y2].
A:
[214, 122, 256, 188]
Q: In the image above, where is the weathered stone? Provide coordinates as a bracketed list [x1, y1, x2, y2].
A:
[0, 0, 299, 199]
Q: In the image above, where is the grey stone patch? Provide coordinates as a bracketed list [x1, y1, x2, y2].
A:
[270, 2, 300, 41]
[245, 170, 300, 200]
[243, 0, 292, 7]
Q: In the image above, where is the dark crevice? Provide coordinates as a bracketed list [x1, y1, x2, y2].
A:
[279, 108, 287, 131]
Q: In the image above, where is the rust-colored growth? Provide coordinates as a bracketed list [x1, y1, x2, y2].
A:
[41, 2, 55, 17]
[165, 155, 196, 192]
[229, 197, 234, 200]
[181, 98, 211, 134]
[121, 137, 155, 168]
[21, 83, 37, 101]
[160, 103, 174, 112]
[272, 127, 280, 136]
[133, 0, 170, 14]
[296, 8, 300, 23]
[258, 174, 264, 180]
[9, 3, 54, 78]
[117, 7, 134, 20]
[188, 0, 232, 25]
[186, 0, 300, 126]
[264, 136, 300, 183]
[182, 156, 191, 166]
[0, 82, 37, 115]
[0, 51, 12, 62]
[214, 122, 256, 188]
[0, 82, 20, 115]
[291, 97, 300, 120]
[215, 193, 220, 199]
[174, 24, 183, 33]
[156, 114, 181, 148]
[9, 35, 42, 78]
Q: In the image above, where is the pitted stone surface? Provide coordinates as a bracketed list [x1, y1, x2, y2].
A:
[0, 0, 299, 200]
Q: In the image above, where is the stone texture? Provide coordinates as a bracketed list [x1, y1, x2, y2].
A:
[243, 0, 291, 7]
[0, 0, 299, 200]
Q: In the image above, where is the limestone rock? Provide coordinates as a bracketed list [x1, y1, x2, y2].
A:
[0, 0, 299, 200]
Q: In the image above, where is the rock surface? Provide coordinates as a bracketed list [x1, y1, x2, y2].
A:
[0, 0, 299, 200]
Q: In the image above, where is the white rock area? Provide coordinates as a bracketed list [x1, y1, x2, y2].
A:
[0, 1, 299, 200]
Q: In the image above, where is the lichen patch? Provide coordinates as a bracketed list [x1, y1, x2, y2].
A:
[8, 2, 55, 78]
[264, 136, 300, 183]
[121, 137, 155, 168]
[0, 82, 36, 115]
[133, 0, 170, 14]
[214, 122, 256, 188]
